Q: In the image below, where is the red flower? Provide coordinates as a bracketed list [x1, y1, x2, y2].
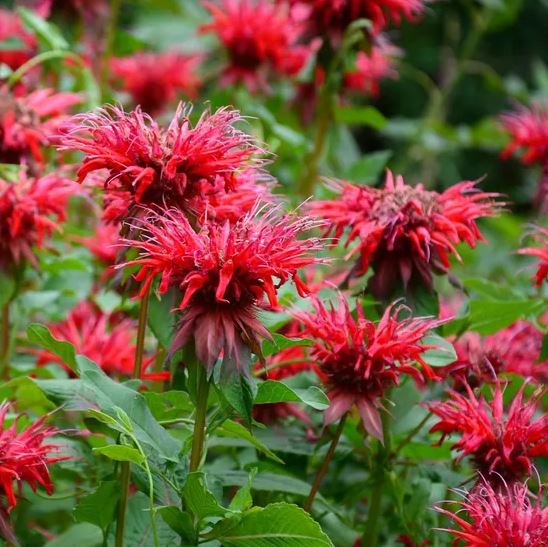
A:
[0, 171, 76, 270]
[0, 9, 36, 70]
[201, 0, 317, 91]
[35, 300, 159, 378]
[111, 51, 202, 115]
[445, 321, 548, 385]
[291, 0, 426, 39]
[293, 294, 442, 441]
[58, 103, 269, 223]
[437, 479, 548, 546]
[121, 206, 323, 373]
[0, 402, 62, 513]
[0, 87, 81, 167]
[80, 221, 120, 267]
[344, 39, 401, 96]
[518, 226, 548, 286]
[309, 171, 501, 298]
[426, 383, 548, 482]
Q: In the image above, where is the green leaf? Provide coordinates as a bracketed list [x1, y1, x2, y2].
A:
[210, 502, 333, 546]
[344, 151, 392, 183]
[218, 372, 257, 425]
[143, 390, 193, 422]
[18, 8, 69, 50]
[0, 269, 15, 309]
[261, 333, 312, 358]
[148, 289, 177, 348]
[334, 106, 387, 129]
[215, 420, 283, 464]
[420, 334, 457, 367]
[44, 523, 102, 547]
[182, 472, 228, 521]
[229, 469, 256, 513]
[255, 381, 329, 410]
[157, 506, 195, 543]
[93, 445, 145, 466]
[74, 481, 120, 531]
[27, 323, 77, 372]
[540, 333, 548, 361]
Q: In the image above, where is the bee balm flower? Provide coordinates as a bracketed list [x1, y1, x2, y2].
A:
[309, 171, 500, 299]
[120, 206, 324, 374]
[294, 294, 443, 441]
[518, 226, 548, 286]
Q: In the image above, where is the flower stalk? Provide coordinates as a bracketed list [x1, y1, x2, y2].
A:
[189, 363, 211, 472]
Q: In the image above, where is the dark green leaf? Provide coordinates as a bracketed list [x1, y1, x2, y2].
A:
[261, 333, 312, 358]
[218, 373, 256, 425]
[344, 151, 392, 183]
[74, 481, 120, 531]
[255, 381, 329, 410]
[182, 472, 228, 521]
[44, 523, 102, 547]
[0, 269, 15, 309]
[148, 289, 177, 348]
[157, 507, 195, 543]
[18, 8, 69, 50]
[228, 469, 256, 512]
[27, 323, 77, 372]
[334, 106, 387, 129]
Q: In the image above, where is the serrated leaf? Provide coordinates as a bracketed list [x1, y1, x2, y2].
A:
[210, 502, 333, 546]
[255, 381, 329, 410]
[18, 7, 69, 50]
[27, 323, 77, 372]
[182, 472, 228, 521]
[420, 334, 457, 367]
[93, 444, 145, 466]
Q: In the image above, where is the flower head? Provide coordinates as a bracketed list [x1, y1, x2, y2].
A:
[0, 402, 62, 513]
[309, 171, 501, 298]
[426, 383, 548, 482]
[0, 87, 81, 167]
[111, 51, 202, 115]
[121, 206, 323, 373]
[0, 171, 76, 270]
[291, 0, 426, 39]
[294, 294, 442, 440]
[344, 39, 401, 96]
[58, 103, 269, 223]
[518, 226, 548, 286]
[34, 300, 158, 378]
[80, 221, 120, 267]
[437, 479, 548, 546]
[0, 9, 36, 70]
[201, 0, 316, 92]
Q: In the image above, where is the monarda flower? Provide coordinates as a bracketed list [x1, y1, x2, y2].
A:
[201, 0, 317, 92]
[436, 479, 548, 546]
[0, 87, 81, 168]
[309, 171, 500, 299]
[344, 39, 401, 96]
[500, 104, 548, 212]
[518, 225, 548, 286]
[0, 402, 62, 513]
[34, 300, 162, 379]
[291, 0, 426, 40]
[444, 321, 548, 385]
[0, 171, 76, 270]
[293, 294, 443, 441]
[57, 103, 269, 224]
[111, 51, 202, 115]
[120, 206, 323, 374]
[0, 9, 36, 70]
[426, 383, 548, 483]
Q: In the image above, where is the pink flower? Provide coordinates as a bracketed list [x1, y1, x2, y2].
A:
[120, 206, 323, 373]
[344, 39, 401, 96]
[111, 51, 202, 115]
[426, 383, 548, 482]
[57, 103, 269, 223]
[80, 221, 120, 267]
[293, 293, 443, 441]
[201, 0, 316, 92]
[0, 171, 76, 270]
[437, 479, 548, 546]
[309, 171, 501, 298]
[0, 9, 36, 70]
[0, 87, 81, 167]
[518, 226, 548, 286]
[0, 402, 63, 513]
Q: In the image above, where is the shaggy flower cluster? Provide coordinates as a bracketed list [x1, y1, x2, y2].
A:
[519, 225, 548, 286]
[121, 206, 323, 373]
[111, 51, 202, 115]
[0, 87, 81, 168]
[437, 479, 548, 546]
[57, 103, 270, 224]
[0, 403, 62, 512]
[426, 383, 548, 483]
[309, 171, 500, 298]
[202, 0, 316, 91]
[0, 171, 75, 270]
[0, 8, 36, 70]
[294, 294, 441, 440]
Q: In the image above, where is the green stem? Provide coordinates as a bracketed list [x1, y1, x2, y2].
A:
[304, 414, 347, 512]
[189, 364, 211, 472]
[362, 412, 391, 547]
[394, 412, 431, 455]
[115, 288, 151, 547]
[1, 302, 10, 381]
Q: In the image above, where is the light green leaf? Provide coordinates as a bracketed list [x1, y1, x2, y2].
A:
[255, 381, 329, 410]
[157, 506, 195, 543]
[334, 106, 387, 129]
[74, 481, 120, 531]
[182, 472, 228, 521]
[261, 333, 312, 358]
[344, 151, 392, 183]
[44, 523, 102, 547]
[18, 8, 69, 50]
[27, 323, 77, 372]
[93, 445, 145, 466]
[420, 334, 457, 367]
[228, 469, 256, 513]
